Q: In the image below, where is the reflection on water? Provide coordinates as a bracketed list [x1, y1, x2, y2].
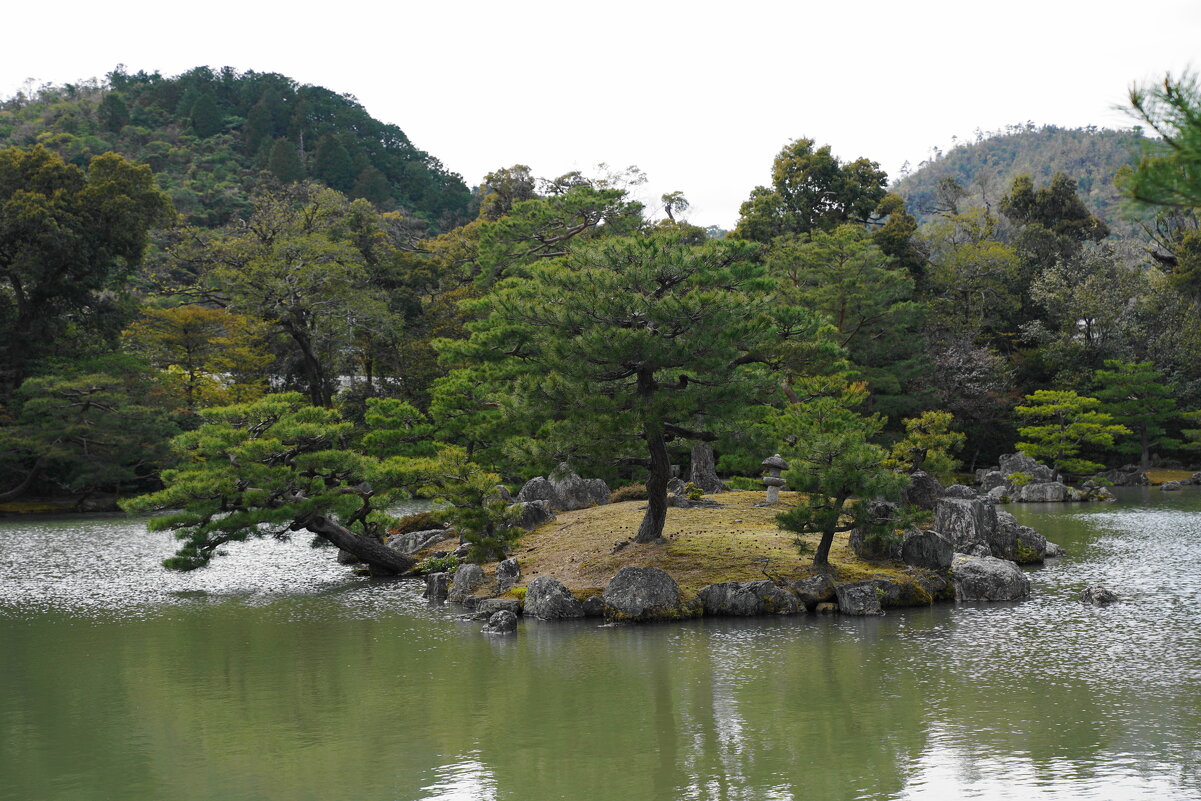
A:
[1, 489, 1200, 801]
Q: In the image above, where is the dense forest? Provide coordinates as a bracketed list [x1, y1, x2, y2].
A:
[3, 66, 1201, 568]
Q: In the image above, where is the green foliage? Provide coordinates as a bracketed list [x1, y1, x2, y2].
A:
[1014, 389, 1131, 475]
[724, 476, 762, 491]
[885, 410, 965, 483]
[609, 484, 649, 502]
[267, 138, 304, 183]
[418, 446, 521, 562]
[417, 554, 459, 574]
[121, 393, 424, 570]
[682, 482, 704, 502]
[1006, 471, 1033, 488]
[0, 358, 178, 499]
[1118, 72, 1201, 211]
[434, 231, 835, 542]
[0, 145, 174, 389]
[732, 138, 888, 243]
[2, 68, 471, 227]
[772, 377, 906, 566]
[896, 124, 1147, 236]
[766, 224, 927, 418]
[1092, 360, 1179, 468]
[388, 510, 445, 536]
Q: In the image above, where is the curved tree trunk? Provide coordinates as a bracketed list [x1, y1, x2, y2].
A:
[635, 422, 670, 544]
[302, 514, 415, 575]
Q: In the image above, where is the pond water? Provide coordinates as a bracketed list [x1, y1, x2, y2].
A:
[1, 490, 1200, 801]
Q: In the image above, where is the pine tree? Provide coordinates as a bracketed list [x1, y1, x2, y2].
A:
[1092, 360, 1179, 470]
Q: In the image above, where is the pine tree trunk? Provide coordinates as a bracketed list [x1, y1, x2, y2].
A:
[635, 423, 670, 544]
[302, 515, 415, 575]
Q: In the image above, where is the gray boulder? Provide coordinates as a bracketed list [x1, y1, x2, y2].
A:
[1093, 466, 1148, 487]
[1044, 541, 1064, 558]
[1081, 585, 1119, 605]
[511, 500, 555, 530]
[517, 465, 610, 511]
[581, 595, 605, 617]
[986, 485, 1010, 503]
[697, 581, 799, 616]
[943, 484, 978, 499]
[549, 463, 609, 511]
[834, 581, 885, 616]
[447, 563, 485, 603]
[991, 510, 1046, 564]
[386, 528, 447, 555]
[934, 497, 997, 556]
[1017, 482, 1068, 503]
[516, 476, 556, 506]
[849, 527, 901, 561]
[496, 484, 515, 503]
[476, 598, 522, 618]
[950, 554, 1030, 601]
[791, 574, 835, 610]
[998, 453, 1057, 483]
[666, 476, 687, 495]
[481, 610, 518, 634]
[1161, 481, 1183, 492]
[901, 529, 953, 570]
[523, 576, 585, 619]
[902, 470, 943, 510]
[978, 470, 1007, 492]
[1192, 471, 1201, 485]
[423, 572, 451, 602]
[602, 566, 700, 622]
[495, 558, 521, 593]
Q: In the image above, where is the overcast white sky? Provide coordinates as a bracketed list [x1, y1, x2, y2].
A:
[4, 1, 1199, 227]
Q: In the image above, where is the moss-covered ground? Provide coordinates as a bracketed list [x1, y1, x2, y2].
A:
[1144, 469, 1196, 486]
[487, 490, 917, 595]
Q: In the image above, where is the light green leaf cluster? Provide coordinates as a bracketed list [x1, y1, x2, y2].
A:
[1014, 389, 1131, 475]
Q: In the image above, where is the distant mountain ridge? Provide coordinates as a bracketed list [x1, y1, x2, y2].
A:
[0, 66, 471, 230]
[893, 124, 1149, 234]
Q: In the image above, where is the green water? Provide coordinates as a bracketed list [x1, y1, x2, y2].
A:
[2, 490, 1200, 800]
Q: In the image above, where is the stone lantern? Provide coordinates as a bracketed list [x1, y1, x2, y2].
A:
[761, 453, 788, 503]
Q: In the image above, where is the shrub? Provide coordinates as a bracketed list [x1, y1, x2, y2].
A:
[388, 510, 444, 537]
[683, 482, 704, 501]
[417, 554, 459, 574]
[726, 476, 761, 491]
[609, 484, 648, 502]
[1006, 471, 1033, 488]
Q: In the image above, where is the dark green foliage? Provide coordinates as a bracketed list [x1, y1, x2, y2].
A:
[97, 92, 129, 132]
[772, 378, 906, 567]
[0, 357, 178, 501]
[314, 135, 354, 193]
[0, 145, 174, 390]
[121, 393, 426, 571]
[189, 92, 223, 138]
[389, 510, 445, 537]
[435, 231, 835, 543]
[267, 137, 304, 182]
[1118, 72, 1201, 210]
[1093, 360, 1179, 469]
[732, 138, 888, 243]
[1, 67, 471, 228]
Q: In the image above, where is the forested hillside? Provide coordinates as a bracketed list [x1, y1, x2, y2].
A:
[0, 66, 472, 228]
[894, 124, 1148, 235]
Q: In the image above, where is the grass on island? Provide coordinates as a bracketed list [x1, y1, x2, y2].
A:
[485, 490, 914, 595]
[1144, 469, 1195, 486]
